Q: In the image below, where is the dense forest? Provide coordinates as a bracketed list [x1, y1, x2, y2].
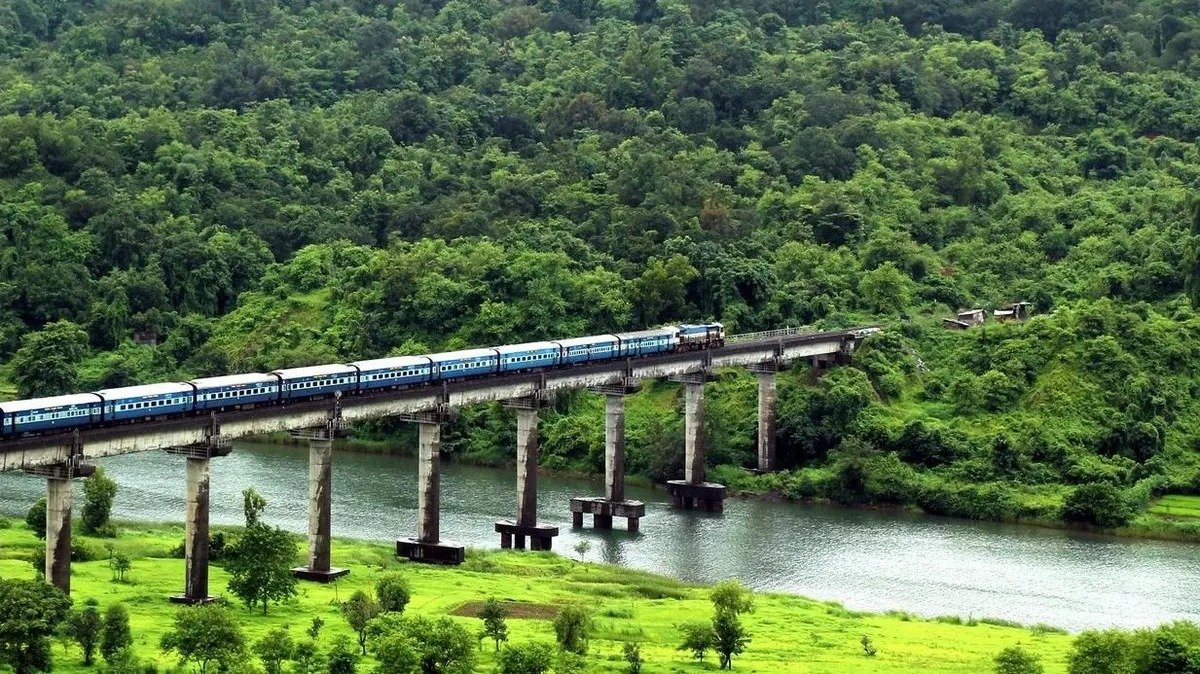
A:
[3, 0, 1200, 530]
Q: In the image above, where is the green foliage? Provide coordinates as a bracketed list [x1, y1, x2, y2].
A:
[224, 522, 298, 615]
[80, 467, 117, 536]
[479, 598, 509, 651]
[713, 610, 750, 670]
[11, 321, 88, 397]
[254, 628, 294, 674]
[623, 642, 644, 674]
[25, 498, 45, 540]
[159, 605, 246, 674]
[391, 616, 476, 674]
[497, 642, 554, 674]
[326, 637, 359, 674]
[99, 604, 131, 665]
[341, 591, 381, 656]
[678, 622, 715, 661]
[64, 599, 102, 666]
[711, 581, 754, 617]
[553, 605, 593, 656]
[0, 577, 71, 674]
[1063, 483, 1135, 528]
[994, 646, 1043, 674]
[375, 573, 411, 614]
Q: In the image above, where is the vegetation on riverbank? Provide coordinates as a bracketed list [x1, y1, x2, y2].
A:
[0, 519, 1078, 673]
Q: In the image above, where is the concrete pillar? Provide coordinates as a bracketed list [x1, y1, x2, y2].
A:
[604, 394, 626, 503]
[181, 456, 211, 602]
[293, 437, 348, 582]
[417, 422, 441, 543]
[757, 371, 777, 472]
[45, 477, 73, 594]
[515, 408, 539, 528]
[684, 381, 706, 485]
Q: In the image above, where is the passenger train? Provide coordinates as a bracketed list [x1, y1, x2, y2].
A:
[0, 323, 725, 437]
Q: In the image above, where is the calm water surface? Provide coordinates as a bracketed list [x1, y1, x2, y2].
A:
[1, 442, 1197, 631]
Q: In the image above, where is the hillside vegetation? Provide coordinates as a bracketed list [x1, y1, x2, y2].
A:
[2, 0, 1200, 529]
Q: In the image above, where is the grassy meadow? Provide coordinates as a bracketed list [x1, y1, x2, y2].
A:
[0, 520, 1076, 673]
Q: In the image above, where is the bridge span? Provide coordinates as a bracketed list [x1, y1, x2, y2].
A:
[3, 326, 878, 598]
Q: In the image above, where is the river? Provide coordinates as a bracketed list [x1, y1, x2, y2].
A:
[0, 442, 1197, 632]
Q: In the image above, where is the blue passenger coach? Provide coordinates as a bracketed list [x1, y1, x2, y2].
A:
[429, 349, 500, 380]
[616, 328, 679, 357]
[351, 356, 433, 391]
[98, 383, 195, 421]
[554, 335, 620, 364]
[191, 373, 281, 411]
[496, 342, 562, 373]
[0, 394, 103, 434]
[274, 365, 358, 399]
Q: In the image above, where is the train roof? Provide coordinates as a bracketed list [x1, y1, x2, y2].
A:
[349, 355, 432, 371]
[272, 364, 357, 379]
[616, 327, 679, 339]
[494, 341, 559, 354]
[96, 383, 194, 399]
[427, 348, 497, 362]
[189, 373, 278, 388]
[554, 335, 618, 348]
[0, 393, 102, 412]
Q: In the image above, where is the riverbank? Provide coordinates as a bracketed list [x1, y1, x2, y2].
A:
[710, 466, 1200, 545]
[0, 519, 1074, 674]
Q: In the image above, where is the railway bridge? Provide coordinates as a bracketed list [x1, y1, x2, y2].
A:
[0, 326, 879, 600]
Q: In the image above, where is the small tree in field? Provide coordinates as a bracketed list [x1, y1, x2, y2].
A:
[326, 637, 359, 674]
[342, 591, 381, 655]
[64, 599, 103, 666]
[375, 573, 411, 614]
[497, 642, 554, 674]
[572, 540, 590, 563]
[709, 580, 754, 670]
[623, 642, 644, 674]
[0, 578, 71, 674]
[479, 598, 509, 651]
[553, 605, 593, 656]
[255, 628, 294, 674]
[25, 498, 46, 540]
[224, 489, 298, 615]
[160, 605, 245, 674]
[995, 646, 1043, 674]
[678, 622, 714, 662]
[99, 604, 131, 665]
[80, 467, 117, 536]
[110, 554, 131, 583]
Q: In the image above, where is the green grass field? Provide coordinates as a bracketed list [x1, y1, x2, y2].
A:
[0, 520, 1073, 673]
[1148, 495, 1200, 520]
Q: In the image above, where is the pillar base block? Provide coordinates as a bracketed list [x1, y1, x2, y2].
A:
[495, 521, 559, 551]
[396, 539, 465, 565]
[291, 566, 350, 582]
[666, 480, 727, 512]
[168, 594, 219, 605]
[569, 497, 645, 531]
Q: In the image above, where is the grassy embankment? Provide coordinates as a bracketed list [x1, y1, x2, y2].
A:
[0, 520, 1074, 673]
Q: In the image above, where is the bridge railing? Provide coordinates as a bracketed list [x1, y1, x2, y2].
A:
[726, 326, 814, 344]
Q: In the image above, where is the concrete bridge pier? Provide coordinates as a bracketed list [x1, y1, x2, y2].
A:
[571, 381, 645, 531]
[396, 409, 464, 564]
[165, 423, 231, 604]
[24, 443, 94, 595]
[667, 371, 726, 512]
[291, 411, 350, 582]
[749, 361, 780, 472]
[496, 395, 559, 551]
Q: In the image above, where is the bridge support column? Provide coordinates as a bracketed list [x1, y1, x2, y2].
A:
[24, 437, 95, 596]
[497, 395, 558, 551]
[667, 372, 726, 512]
[396, 409, 464, 564]
[291, 411, 350, 582]
[749, 361, 780, 472]
[571, 381, 645, 532]
[166, 423, 231, 604]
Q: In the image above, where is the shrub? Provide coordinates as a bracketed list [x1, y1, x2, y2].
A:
[375, 573, 411, 614]
[553, 605, 593, 655]
[994, 646, 1042, 674]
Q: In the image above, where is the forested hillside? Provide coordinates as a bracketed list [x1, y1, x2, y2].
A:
[3, 0, 1200, 529]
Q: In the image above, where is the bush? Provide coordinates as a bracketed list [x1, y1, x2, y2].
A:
[26, 498, 46, 539]
[994, 646, 1042, 674]
[497, 642, 554, 674]
[1062, 483, 1134, 528]
[81, 467, 118, 535]
[553, 606, 593, 655]
[375, 573, 411, 614]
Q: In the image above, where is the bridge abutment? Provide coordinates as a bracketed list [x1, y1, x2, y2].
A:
[291, 412, 350, 582]
[396, 410, 464, 564]
[571, 382, 645, 531]
[166, 424, 230, 604]
[496, 395, 558, 551]
[666, 372, 726, 511]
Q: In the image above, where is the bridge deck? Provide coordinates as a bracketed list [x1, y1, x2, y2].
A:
[0, 327, 877, 471]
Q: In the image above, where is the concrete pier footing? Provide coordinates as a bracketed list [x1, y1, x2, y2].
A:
[571, 384, 645, 532]
[668, 372, 726, 511]
[291, 426, 349, 582]
[397, 415, 464, 565]
[497, 398, 558, 551]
